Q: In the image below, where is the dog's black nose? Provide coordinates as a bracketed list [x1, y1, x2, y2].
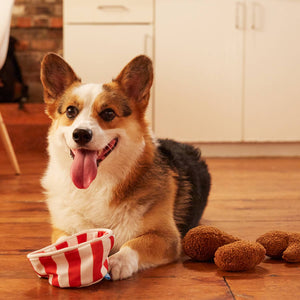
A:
[72, 128, 93, 145]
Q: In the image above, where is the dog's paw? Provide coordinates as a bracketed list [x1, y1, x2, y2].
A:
[108, 246, 139, 280]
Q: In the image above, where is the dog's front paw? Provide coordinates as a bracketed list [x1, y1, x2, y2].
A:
[108, 246, 139, 280]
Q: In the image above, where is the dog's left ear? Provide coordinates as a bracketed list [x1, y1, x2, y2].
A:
[115, 55, 153, 112]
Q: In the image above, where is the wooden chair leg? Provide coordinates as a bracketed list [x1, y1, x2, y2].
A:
[0, 112, 21, 175]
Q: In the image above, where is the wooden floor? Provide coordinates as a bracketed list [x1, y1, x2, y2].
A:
[1, 151, 300, 299]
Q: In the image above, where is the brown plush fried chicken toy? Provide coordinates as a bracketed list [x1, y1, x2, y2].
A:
[256, 231, 300, 262]
[181, 226, 240, 262]
[183, 226, 300, 271]
[214, 241, 266, 271]
[182, 225, 266, 271]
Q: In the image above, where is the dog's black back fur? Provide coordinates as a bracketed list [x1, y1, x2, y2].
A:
[157, 139, 211, 237]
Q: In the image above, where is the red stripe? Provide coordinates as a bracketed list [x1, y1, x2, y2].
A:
[109, 236, 114, 249]
[104, 258, 108, 270]
[97, 231, 105, 238]
[65, 249, 81, 287]
[77, 233, 87, 244]
[56, 241, 68, 250]
[39, 256, 59, 287]
[91, 241, 104, 282]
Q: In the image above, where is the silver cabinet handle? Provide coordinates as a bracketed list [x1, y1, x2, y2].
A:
[251, 2, 263, 31]
[235, 2, 245, 30]
[251, 2, 257, 30]
[97, 5, 128, 11]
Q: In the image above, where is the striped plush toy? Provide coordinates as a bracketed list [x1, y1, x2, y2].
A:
[27, 229, 114, 288]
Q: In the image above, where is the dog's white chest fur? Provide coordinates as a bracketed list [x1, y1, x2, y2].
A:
[44, 169, 143, 251]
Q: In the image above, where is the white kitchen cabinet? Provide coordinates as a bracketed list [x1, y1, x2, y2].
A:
[154, 0, 244, 142]
[244, 0, 300, 141]
[64, 25, 153, 84]
[155, 0, 300, 142]
[64, 0, 300, 143]
[63, 0, 154, 122]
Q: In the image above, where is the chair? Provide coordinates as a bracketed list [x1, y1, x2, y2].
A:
[0, 0, 21, 174]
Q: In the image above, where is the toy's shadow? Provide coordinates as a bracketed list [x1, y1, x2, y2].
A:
[182, 258, 269, 279]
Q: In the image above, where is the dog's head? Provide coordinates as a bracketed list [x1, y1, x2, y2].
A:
[41, 53, 153, 190]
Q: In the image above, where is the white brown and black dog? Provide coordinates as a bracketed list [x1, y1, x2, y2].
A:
[40, 53, 211, 280]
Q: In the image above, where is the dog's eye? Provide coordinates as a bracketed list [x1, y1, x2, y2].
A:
[66, 106, 79, 119]
[99, 108, 116, 122]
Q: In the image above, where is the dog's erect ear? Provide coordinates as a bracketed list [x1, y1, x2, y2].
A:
[115, 55, 153, 111]
[41, 53, 80, 100]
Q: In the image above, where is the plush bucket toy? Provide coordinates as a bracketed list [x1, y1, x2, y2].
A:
[27, 228, 114, 288]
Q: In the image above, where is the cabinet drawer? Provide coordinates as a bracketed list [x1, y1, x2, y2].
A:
[64, 0, 153, 24]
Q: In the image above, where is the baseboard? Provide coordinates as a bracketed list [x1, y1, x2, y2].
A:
[192, 142, 300, 157]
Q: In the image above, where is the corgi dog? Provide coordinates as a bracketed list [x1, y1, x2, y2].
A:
[41, 53, 211, 280]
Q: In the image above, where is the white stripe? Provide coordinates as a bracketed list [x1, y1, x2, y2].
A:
[52, 253, 70, 287]
[30, 258, 47, 277]
[87, 231, 97, 242]
[78, 244, 94, 286]
[48, 274, 53, 285]
[101, 262, 108, 277]
[67, 236, 78, 247]
[102, 236, 111, 264]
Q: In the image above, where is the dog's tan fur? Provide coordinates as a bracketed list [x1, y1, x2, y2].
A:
[51, 227, 68, 243]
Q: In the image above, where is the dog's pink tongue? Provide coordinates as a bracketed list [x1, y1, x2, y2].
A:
[71, 149, 98, 189]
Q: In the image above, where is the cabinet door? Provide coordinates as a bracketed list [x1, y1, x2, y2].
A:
[64, 25, 153, 84]
[64, 24, 153, 121]
[244, 0, 300, 141]
[154, 0, 244, 142]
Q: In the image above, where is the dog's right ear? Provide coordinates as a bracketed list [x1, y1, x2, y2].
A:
[41, 53, 80, 116]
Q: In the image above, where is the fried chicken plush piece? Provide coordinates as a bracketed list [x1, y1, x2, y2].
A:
[214, 241, 266, 271]
[182, 226, 239, 261]
[257, 231, 300, 263]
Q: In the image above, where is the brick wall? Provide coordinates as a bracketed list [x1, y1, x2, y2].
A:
[10, 0, 63, 103]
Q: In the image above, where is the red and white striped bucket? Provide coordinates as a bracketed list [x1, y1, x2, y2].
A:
[27, 228, 114, 288]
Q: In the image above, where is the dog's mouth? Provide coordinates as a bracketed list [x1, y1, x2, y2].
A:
[70, 137, 118, 189]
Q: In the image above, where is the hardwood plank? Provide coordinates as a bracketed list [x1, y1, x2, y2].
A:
[0, 103, 49, 125]
[1, 236, 51, 254]
[0, 223, 51, 238]
[225, 274, 300, 300]
[200, 220, 300, 241]
[0, 104, 50, 155]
